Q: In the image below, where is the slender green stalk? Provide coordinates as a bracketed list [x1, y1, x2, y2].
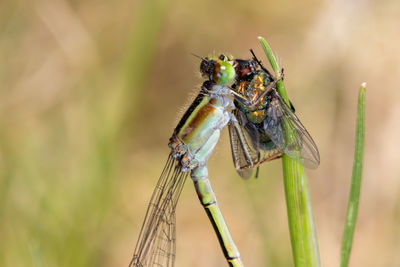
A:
[340, 83, 366, 267]
[258, 37, 321, 267]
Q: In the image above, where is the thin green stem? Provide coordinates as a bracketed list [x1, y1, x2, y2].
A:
[258, 36, 321, 267]
[340, 83, 366, 267]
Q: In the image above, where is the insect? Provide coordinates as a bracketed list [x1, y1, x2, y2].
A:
[129, 55, 266, 267]
[228, 50, 320, 179]
[129, 48, 319, 266]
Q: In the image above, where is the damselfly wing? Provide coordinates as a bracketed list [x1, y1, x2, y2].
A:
[228, 109, 282, 179]
[130, 155, 188, 267]
[131, 56, 243, 266]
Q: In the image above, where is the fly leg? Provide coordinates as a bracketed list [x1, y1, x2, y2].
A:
[249, 48, 273, 78]
[230, 75, 282, 111]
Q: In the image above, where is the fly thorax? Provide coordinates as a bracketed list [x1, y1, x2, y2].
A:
[248, 72, 271, 103]
[236, 80, 249, 95]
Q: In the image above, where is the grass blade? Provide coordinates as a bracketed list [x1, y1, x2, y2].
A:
[258, 36, 321, 267]
[340, 83, 366, 267]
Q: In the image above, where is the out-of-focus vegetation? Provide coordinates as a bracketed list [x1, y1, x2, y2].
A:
[340, 83, 366, 267]
[0, 0, 399, 266]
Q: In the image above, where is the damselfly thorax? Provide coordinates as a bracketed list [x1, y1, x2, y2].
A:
[169, 81, 234, 171]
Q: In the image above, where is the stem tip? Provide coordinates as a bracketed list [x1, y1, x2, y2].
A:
[360, 82, 367, 89]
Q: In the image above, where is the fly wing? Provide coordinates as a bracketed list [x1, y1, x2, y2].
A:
[229, 110, 282, 179]
[263, 90, 320, 169]
[130, 154, 188, 267]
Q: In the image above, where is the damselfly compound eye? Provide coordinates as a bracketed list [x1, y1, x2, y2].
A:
[212, 60, 236, 85]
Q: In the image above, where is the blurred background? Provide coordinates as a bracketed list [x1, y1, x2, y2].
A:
[1, 0, 399, 266]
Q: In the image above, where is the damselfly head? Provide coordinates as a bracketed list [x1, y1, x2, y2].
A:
[200, 55, 236, 85]
[200, 57, 216, 79]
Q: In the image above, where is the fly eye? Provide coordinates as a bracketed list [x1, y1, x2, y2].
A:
[219, 54, 227, 61]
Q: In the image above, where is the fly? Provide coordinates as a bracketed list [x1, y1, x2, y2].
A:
[229, 50, 320, 179]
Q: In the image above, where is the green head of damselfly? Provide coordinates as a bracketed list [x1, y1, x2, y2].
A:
[197, 54, 236, 85]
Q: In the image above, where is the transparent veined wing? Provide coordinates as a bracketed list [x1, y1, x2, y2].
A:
[229, 111, 259, 179]
[130, 154, 188, 267]
[229, 109, 283, 179]
[263, 90, 320, 169]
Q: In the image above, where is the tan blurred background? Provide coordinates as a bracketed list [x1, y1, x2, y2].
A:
[1, 0, 400, 266]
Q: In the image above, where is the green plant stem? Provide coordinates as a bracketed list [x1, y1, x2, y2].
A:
[340, 83, 366, 267]
[258, 36, 321, 267]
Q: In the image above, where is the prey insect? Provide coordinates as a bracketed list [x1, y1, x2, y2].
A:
[229, 49, 320, 179]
